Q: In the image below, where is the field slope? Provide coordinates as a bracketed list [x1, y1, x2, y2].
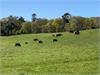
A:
[0, 29, 100, 75]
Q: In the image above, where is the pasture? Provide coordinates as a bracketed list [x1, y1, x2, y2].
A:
[0, 29, 99, 75]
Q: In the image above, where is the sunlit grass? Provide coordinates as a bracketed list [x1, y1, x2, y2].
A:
[0, 29, 99, 75]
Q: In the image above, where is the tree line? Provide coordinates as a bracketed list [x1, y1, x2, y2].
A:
[0, 13, 100, 36]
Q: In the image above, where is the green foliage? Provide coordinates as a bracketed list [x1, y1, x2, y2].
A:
[18, 16, 25, 24]
[52, 18, 63, 32]
[69, 19, 77, 30]
[21, 22, 32, 33]
[0, 15, 100, 36]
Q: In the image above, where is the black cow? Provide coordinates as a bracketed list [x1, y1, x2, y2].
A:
[16, 32, 20, 35]
[34, 38, 38, 41]
[91, 26, 96, 29]
[69, 30, 74, 33]
[25, 42, 28, 44]
[56, 34, 62, 37]
[75, 30, 80, 35]
[38, 40, 43, 43]
[15, 43, 21, 47]
[53, 39, 58, 42]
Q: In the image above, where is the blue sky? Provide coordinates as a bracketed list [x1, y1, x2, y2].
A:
[0, 0, 100, 21]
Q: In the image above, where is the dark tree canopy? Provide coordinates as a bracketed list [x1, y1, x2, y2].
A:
[18, 16, 25, 23]
[62, 12, 71, 23]
[32, 13, 36, 22]
[0, 13, 99, 36]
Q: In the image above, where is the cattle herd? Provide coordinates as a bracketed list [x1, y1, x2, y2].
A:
[15, 30, 80, 47]
[69, 30, 80, 35]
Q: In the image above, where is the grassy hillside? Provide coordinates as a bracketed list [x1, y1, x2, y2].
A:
[0, 29, 99, 75]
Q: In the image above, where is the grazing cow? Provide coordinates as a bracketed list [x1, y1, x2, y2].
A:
[15, 43, 21, 47]
[91, 26, 96, 29]
[34, 38, 38, 41]
[16, 32, 20, 35]
[38, 40, 43, 43]
[56, 34, 62, 37]
[75, 30, 80, 35]
[25, 42, 28, 44]
[53, 39, 58, 42]
[69, 30, 74, 33]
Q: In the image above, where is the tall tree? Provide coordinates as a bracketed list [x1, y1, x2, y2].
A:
[21, 22, 32, 33]
[62, 12, 71, 30]
[32, 13, 36, 22]
[18, 16, 25, 23]
[0, 16, 19, 35]
[6, 23, 18, 35]
[52, 18, 63, 32]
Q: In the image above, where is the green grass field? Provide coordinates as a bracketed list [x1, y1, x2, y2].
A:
[0, 29, 100, 75]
